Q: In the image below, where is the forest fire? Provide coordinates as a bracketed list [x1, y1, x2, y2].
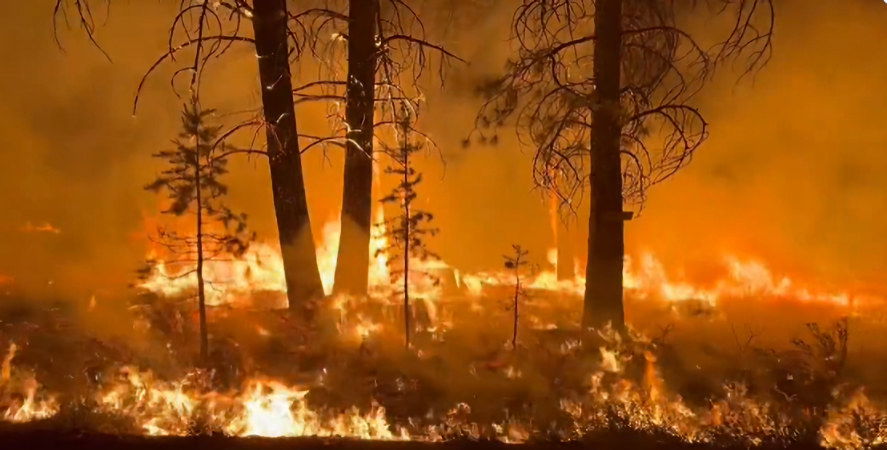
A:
[2, 302, 885, 447]
[1, 344, 60, 424]
[3, 0, 887, 449]
[138, 215, 868, 314]
[2, 221, 884, 446]
[93, 368, 404, 439]
[5, 185, 885, 448]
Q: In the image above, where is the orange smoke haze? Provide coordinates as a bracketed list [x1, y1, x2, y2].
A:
[0, 0, 884, 310]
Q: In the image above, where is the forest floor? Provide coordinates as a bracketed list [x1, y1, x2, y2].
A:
[1, 291, 885, 448]
[0, 423, 828, 450]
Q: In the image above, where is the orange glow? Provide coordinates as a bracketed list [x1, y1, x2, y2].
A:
[0, 344, 59, 423]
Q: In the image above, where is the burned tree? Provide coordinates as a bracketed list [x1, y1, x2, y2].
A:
[376, 108, 439, 349]
[504, 245, 530, 350]
[56, 0, 326, 314]
[292, 1, 461, 297]
[55, 0, 459, 304]
[334, 0, 380, 297]
[477, 0, 775, 329]
[250, 0, 325, 312]
[143, 100, 253, 363]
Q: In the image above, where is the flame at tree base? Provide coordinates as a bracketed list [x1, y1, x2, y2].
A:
[1, 217, 884, 447]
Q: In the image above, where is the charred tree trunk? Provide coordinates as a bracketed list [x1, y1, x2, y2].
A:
[333, 0, 379, 296]
[251, 0, 324, 313]
[583, 0, 625, 330]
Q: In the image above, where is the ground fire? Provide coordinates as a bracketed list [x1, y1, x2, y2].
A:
[1, 1, 886, 449]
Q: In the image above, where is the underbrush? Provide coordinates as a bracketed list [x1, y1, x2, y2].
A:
[0, 291, 885, 448]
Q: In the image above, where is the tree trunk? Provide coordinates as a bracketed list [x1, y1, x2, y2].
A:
[251, 0, 324, 313]
[403, 147, 411, 350]
[195, 132, 208, 363]
[334, 0, 379, 296]
[583, 0, 625, 330]
[512, 278, 520, 350]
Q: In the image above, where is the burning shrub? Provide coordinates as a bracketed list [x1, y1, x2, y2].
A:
[820, 388, 887, 449]
[0, 343, 59, 423]
[752, 320, 850, 423]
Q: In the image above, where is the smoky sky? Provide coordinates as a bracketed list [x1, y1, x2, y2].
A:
[0, 0, 885, 302]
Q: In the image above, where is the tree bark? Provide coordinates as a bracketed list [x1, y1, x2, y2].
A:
[195, 128, 208, 363]
[583, 0, 625, 330]
[334, 0, 379, 296]
[251, 0, 324, 313]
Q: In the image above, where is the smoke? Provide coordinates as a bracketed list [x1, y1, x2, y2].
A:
[0, 0, 885, 306]
[2, 3, 887, 442]
[629, 0, 887, 287]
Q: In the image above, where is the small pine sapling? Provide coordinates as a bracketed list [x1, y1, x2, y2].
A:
[377, 108, 439, 350]
[143, 99, 254, 363]
[504, 245, 530, 350]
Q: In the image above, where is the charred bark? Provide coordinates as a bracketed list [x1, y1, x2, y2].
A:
[333, 0, 379, 296]
[251, 0, 324, 312]
[583, 0, 625, 330]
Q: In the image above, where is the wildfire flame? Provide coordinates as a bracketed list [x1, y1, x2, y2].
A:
[93, 366, 408, 439]
[0, 335, 884, 447]
[5, 214, 877, 445]
[0, 343, 59, 423]
[135, 214, 873, 338]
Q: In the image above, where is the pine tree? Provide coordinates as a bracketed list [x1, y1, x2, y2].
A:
[143, 99, 253, 363]
[503, 245, 530, 350]
[478, 0, 775, 330]
[377, 108, 439, 349]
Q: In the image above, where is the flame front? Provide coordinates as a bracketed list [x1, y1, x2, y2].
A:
[7, 217, 881, 446]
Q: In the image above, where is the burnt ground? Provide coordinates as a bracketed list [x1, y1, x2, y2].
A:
[0, 423, 830, 450]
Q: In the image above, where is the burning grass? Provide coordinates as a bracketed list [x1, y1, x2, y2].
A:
[1, 285, 886, 448]
[1, 221, 886, 448]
